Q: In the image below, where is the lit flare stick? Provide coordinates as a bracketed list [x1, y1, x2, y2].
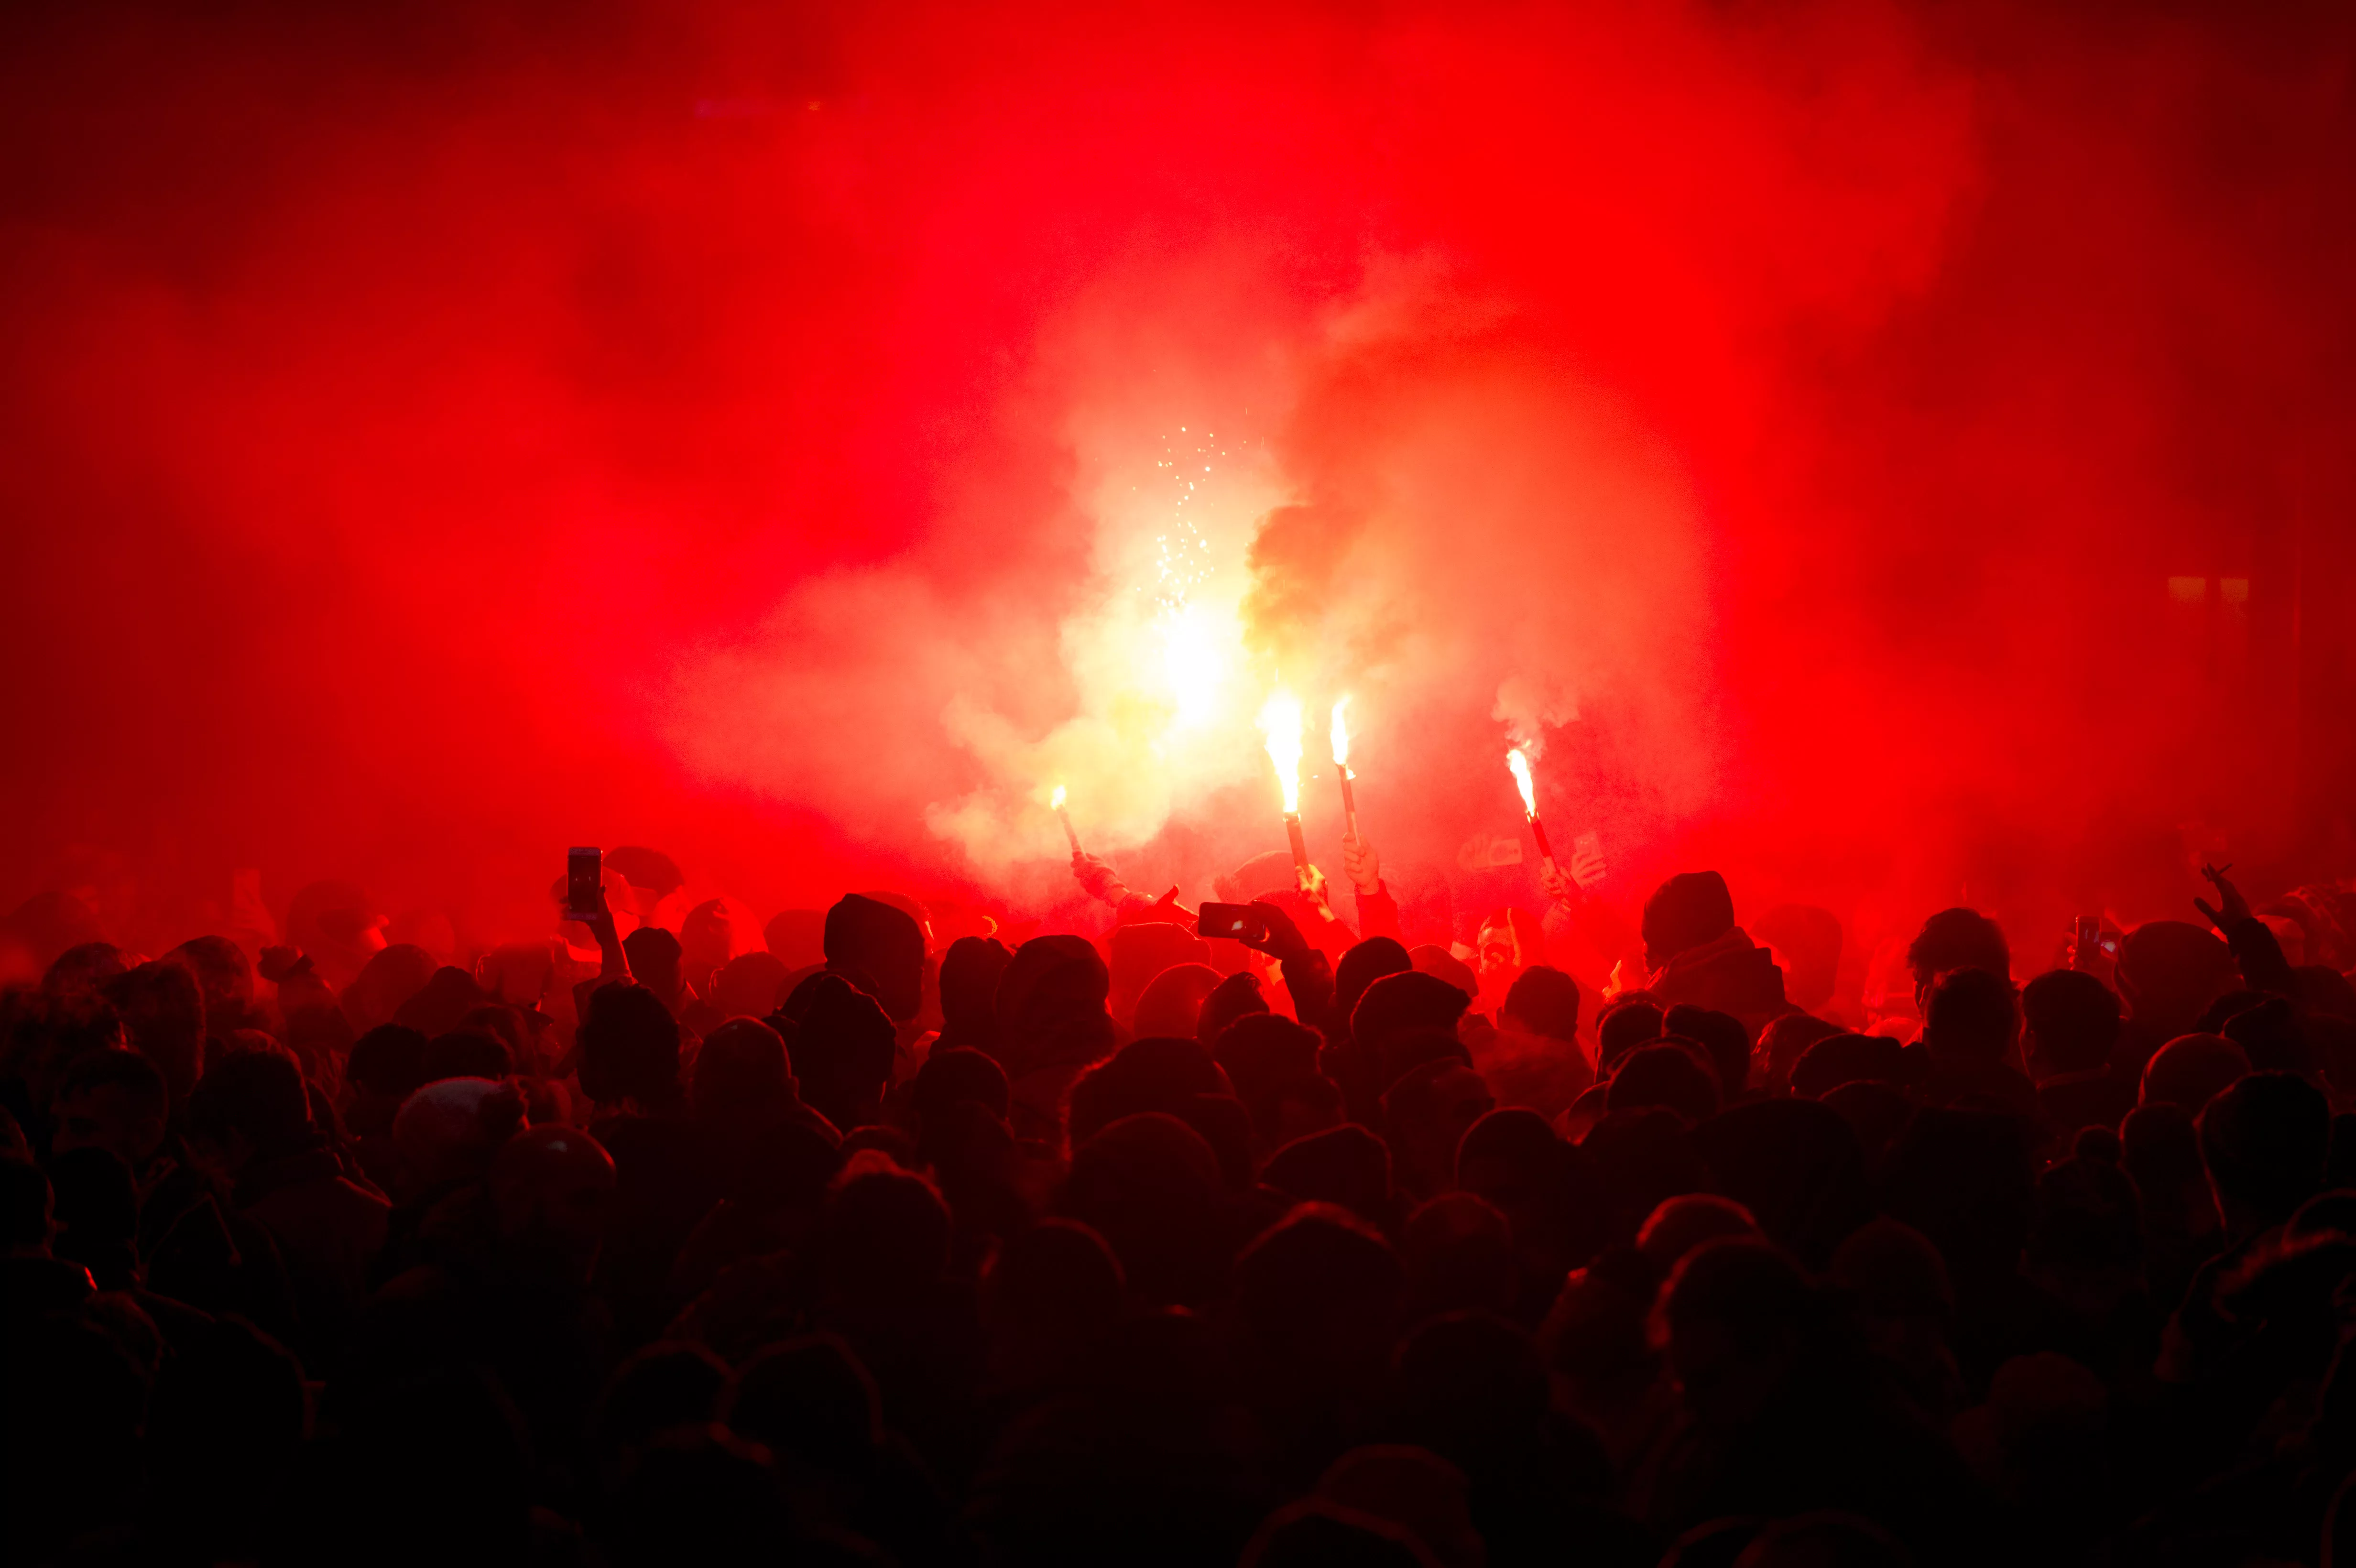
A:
[1330, 697, 1359, 840]
[1259, 691, 1312, 883]
[1050, 785, 1081, 854]
[1506, 748, 1558, 874]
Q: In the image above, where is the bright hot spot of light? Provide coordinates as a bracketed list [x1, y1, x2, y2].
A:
[1261, 689, 1304, 815]
[1507, 747, 1539, 817]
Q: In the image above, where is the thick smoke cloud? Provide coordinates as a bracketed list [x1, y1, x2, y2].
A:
[2, 0, 2350, 953]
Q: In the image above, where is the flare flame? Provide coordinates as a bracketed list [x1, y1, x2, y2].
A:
[1260, 690, 1304, 816]
[1507, 747, 1538, 818]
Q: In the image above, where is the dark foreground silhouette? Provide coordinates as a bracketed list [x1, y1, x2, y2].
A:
[7, 847, 2356, 1568]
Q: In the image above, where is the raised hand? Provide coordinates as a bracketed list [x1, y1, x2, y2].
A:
[257, 945, 313, 985]
[1341, 832, 1382, 896]
[1071, 850, 1126, 905]
[1237, 899, 1313, 963]
[2194, 862, 2251, 931]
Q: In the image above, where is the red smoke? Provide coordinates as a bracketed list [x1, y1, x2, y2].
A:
[2, 1, 2350, 955]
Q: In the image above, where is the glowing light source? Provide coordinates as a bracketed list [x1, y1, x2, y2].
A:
[1050, 784, 1080, 852]
[1260, 690, 1304, 815]
[1331, 697, 1359, 838]
[1159, 603, 1225, 728]
[1049, 784, 1066, 810]
[1507, 748, 1556, 868]
[1507, 748, 1538, 817]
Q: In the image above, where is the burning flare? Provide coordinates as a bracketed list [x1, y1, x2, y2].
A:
[1507, 747, 1538, 818]
[1259, 690, 1304, 815]
[1330, 697, 1352, 770]
[1049, 784, 1067, 811]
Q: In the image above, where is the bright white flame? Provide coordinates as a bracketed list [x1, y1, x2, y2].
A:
[1330, 696, 1352, 769]
[1049, 784, 1067, 811]
[1260, 690, 1304, 815]
[1507, 747, 1538, 818]
[1158, 601, 1227, 729]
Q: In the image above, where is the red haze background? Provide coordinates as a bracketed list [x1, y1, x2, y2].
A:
[3, 0, 2352, 961]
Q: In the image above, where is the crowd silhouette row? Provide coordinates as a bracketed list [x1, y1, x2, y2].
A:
[7, 838, 2356, 1568]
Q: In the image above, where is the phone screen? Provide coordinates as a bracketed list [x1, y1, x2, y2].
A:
[1197, 902, 1266, 944]
[566, 847, 603, 920]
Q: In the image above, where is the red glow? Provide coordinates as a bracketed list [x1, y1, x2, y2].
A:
[2, 2, 2351, 945]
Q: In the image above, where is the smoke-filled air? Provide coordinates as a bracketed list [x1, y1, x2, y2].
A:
[4, 0, 2352, 952]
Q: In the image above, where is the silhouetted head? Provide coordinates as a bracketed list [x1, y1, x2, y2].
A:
[489, 1122, 615, 1278]
[185, 1046, 312, 1171]
[727, 1333, 883, 1473]
[763, 908, 826, 969]
[419, 1025, 507, 1086]
[1643, 872, 1736, 972]
[937, 934, 1013, 1043]
[2116, 920, 2237, 1034]
[1906, 907, 2010, 998]
[1132, 961, 1222, 1043]
[1108, 921, 1213, 1026]
[1058, 1112, 1228, 1307]
[1597, 997, 1666, 1072]
[913, 1045, 1010, 1132]
[343, 943, 440, 1034]
[819, 1159, 951, 1303]
[1757, 1012, 1845, 1096]
[1653, 1237, 1818, 1426]
[1607, 1043, 1721, 1124]
[2021, 968, 2121, 1079]
[994, 934, 1113, 1075]
[693, 1017, 797, 1121]
[348, 1023, 429, 1101]
[43, 941, 125, 996]
[2139, 1033, 2249, 1114]
[1663, 1003, 1749, 1100]
[982, 1219, 1124, 1394]
[1691, 1097, 1871, 1272]
[1922, 966, 2017, 1065]
[1638, 1193, 1760, 1274]
[1264, 1122, 1395, 1229]
[578, 982, 683, 1111]
[393, 1077, 527, 1200]
[1879, 1107, 2036, 1284]
[1385, 1310, 1552, 1469]
[824, 893, 926, 1023]
[1353, 972, 1472, 1089]
[621, 926, 686, 1011]
[709, 950, 791, 1021]
[1235, 1203, 1406, 1377]
[1402, 1192, 1517, 1319]
[1198, 968, 1273, 1046]
[1212, 1012, 1329, 1146]
[1408, 945, 1481, 1001]
[1502, 965, 1581, 1043]
[52, 1048, 168, 1170]
[1336, 938, 1414, 1038]
[779, 973, 895, 1132]
[165, 934, 254, 1022]
[2200, 1070, 2330, 1233]
[1242, 1499, 1438, 1568]
[2027, 1154, 2142, 1276]
[593, 1341, 729, 1459]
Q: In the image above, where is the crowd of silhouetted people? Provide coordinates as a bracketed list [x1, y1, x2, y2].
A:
[8, 838, 2356, 1568]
